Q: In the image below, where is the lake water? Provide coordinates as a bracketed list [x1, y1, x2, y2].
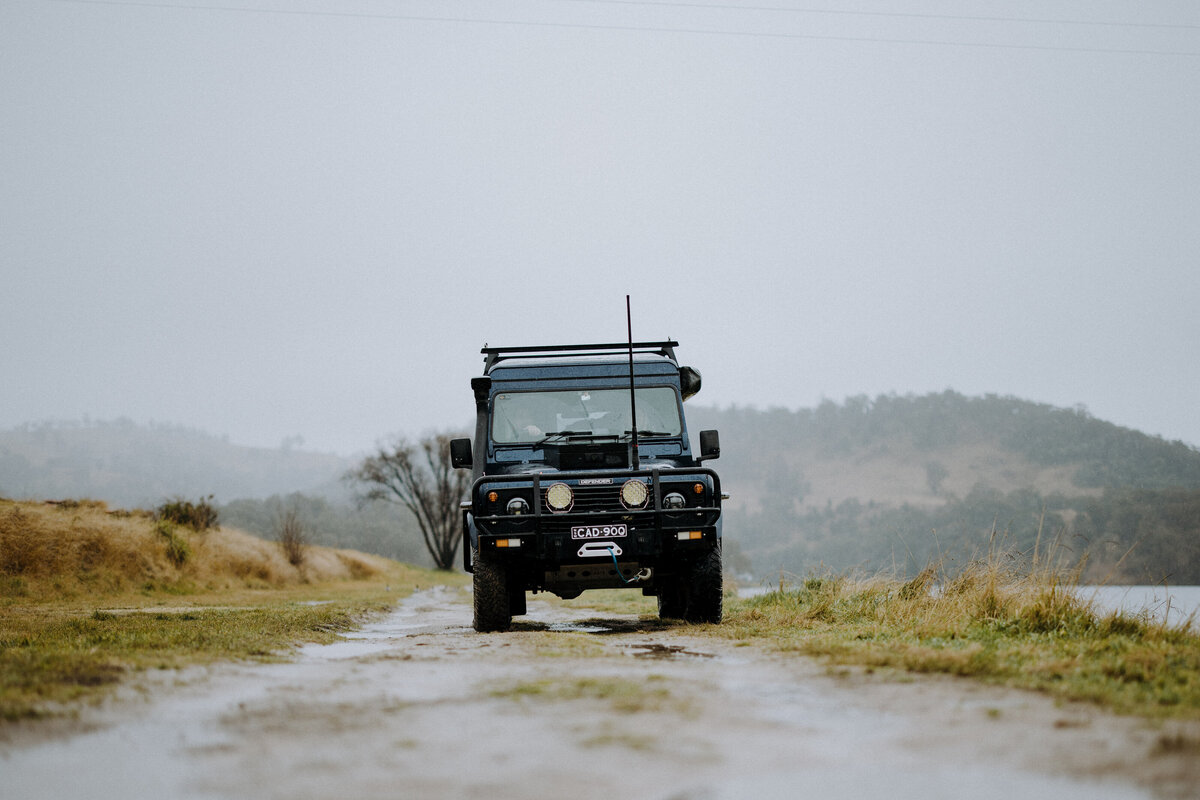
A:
[1079, 585, 1200, 629]
[738, 584, 1200, 630]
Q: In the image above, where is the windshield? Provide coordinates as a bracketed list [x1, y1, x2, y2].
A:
[492, 387, 682, 444]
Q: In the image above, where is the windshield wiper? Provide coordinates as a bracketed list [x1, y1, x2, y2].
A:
[535, 430, 624, 446]
[533, 430, 588, 446]
[625, 429, 674, 438]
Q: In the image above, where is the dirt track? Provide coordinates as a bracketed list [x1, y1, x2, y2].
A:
[4, 587, 1198, 799]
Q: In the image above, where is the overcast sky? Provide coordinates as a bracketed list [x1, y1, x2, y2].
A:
[2, 0, 1198, 455]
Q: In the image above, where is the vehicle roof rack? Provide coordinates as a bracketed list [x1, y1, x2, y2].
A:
[482, 341, 679, 371]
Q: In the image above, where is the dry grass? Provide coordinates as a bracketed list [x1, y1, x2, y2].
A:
[0, 498, 386, 599]
[0, 498, 460, 720]
[715, 556, 1200, 718]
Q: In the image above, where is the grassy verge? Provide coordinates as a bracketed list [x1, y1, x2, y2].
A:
[0, 498, 463, 720]
[712, 562, 1200, 718]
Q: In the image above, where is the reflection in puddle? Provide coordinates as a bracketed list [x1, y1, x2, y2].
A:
[297, 588, 471, 660]
[623, 643, 714, 660]
[548, 622, 612, 634]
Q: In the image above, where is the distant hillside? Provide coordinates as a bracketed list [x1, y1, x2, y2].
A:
[5, 396, 1199, 584]
[689, 391, 1200, 512]
[0, 420, 434, 569]
[0, 419, 351, 508]
[688, 392, 1200, 584]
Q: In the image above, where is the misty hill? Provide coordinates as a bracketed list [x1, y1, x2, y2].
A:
[688, 392, 1200, 584]
[4, 394, 1199, 583]
[0, 419, 352, 509]
[0, 420, 434, 568]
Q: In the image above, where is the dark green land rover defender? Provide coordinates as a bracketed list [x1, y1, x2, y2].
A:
[450, 341, 723, 632]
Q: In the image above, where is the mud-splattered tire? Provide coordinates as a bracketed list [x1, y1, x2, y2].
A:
[683, 544, 723, 624]
[657, 576, 687, 620]
[473, 547, 511, 632]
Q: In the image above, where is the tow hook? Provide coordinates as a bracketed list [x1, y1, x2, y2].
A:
[578, 541, 622, 558]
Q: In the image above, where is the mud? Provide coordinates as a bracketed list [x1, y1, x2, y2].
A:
[3, 587, 1198, 799]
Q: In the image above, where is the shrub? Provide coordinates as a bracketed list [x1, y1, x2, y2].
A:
[275, 509, 307, 567]
[156, 495, 219, 532]
[155, 518, 191, 567]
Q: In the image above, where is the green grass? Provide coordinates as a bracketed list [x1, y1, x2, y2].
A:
[553, 588, 659, 616]
[490, 674, 683, 714]
[713, 565, 1200, 718]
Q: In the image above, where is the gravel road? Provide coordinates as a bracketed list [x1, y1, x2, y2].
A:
[4, 587, 1198, 800]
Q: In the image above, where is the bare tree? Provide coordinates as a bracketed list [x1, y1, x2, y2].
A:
[346, 432, 471, 571]
[275, 507, 307, 567]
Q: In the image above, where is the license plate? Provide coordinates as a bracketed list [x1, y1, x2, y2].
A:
[570, 524, 628, 540]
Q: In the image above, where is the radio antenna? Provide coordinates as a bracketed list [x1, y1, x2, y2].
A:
[626, 295, 640, 470]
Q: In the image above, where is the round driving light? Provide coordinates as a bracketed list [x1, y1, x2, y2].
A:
[663, 492, 686, 510]
[693, 483, 704, 495]
[620, 479, 649, 509]
[487, 491, 499, 503]
[506, 497, 529, 515]
[545, 482, 574, 512]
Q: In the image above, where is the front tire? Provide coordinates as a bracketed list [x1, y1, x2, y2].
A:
[657, 576, 687, 620]
[683, 544, 723, 624]
[473, 547, 512, 632]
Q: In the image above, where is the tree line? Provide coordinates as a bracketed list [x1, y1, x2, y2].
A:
[728, 480, 1200, 584]
[689, 392, 1200, 583]
[688, 391, 1200, 490]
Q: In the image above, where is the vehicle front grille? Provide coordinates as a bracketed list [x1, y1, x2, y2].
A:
[565, 484, 621, 513]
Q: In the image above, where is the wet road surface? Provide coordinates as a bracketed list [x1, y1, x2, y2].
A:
[4, 587, 1198, 799]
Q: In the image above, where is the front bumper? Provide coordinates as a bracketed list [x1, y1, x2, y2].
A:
[475, 514, 719, 562]
[462, 467, 722, 577]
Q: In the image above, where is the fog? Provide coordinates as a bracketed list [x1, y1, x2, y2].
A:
[2, 1, 1198, 454]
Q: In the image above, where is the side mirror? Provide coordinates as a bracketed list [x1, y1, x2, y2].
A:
[450, 438, 473, 469]
[698, 429, 720, 462]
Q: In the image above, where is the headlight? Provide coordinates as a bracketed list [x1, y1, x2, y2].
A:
[663, 492, 686, 510]
[506, 497, 530, 515]
[620, 479, 649, 509]
[545, 482, 573, 512]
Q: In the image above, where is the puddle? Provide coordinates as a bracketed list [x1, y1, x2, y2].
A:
[296, 640, 394, 661]
[547, 621, 612, 634]
[297, 587, 470, 660]
[623, 643, 714, 660]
